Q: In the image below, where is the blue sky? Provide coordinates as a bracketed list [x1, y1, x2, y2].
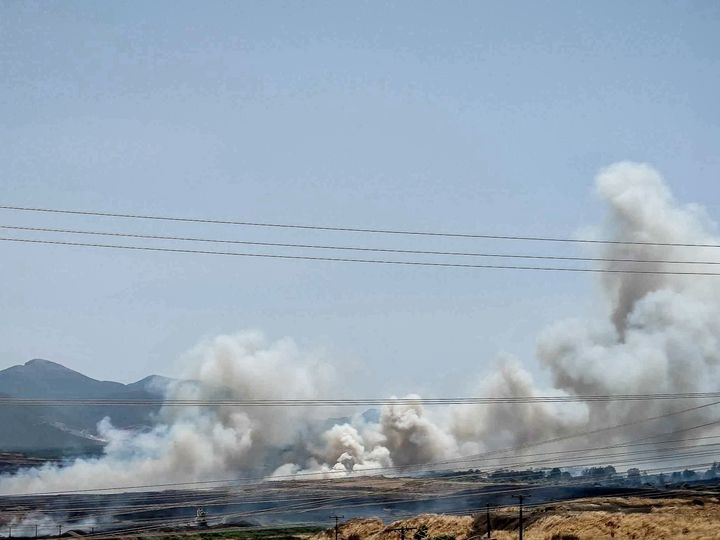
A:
[1, 1, 718, 395]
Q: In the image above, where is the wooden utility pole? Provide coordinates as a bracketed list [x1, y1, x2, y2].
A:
[388, 525, 418, 540]
[486, 503, 492, 539]
[511, 495, 530, 540]
[330, 515, 345, 540]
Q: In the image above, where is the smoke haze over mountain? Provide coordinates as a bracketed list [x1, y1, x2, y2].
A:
[2, 162, 720, 495]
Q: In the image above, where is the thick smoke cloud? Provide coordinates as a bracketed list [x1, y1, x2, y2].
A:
[0, 332, 338, 493]
[444, 162, 720, 453]
[534, 162, 720, 444]
[1, 161, 719, 494]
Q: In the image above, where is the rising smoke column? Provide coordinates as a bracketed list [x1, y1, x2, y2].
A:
[302, 162, 720, 471]
[536, 162, 720, 443]
[1, 161, 719, 493]
[446, 162, 720, 454]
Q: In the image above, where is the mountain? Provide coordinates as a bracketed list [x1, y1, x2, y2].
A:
[126, 374, 173, 394]
[0, 359, 168, 457]
[0, 360, 368, 460]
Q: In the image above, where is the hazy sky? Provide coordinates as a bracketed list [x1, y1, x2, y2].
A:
[1, 1, 718, 395]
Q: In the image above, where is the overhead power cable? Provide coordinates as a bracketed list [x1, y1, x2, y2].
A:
[6, 401, 716, 498]
[2, 204, 720, 248]
[11, 434, 720, 518]
[8, 461, 715, 540]
[3, 237, 720, 276]
[442, 400, 720, 467]
[55, 482, 695, 540]
[6, 450, 716, 502]
[79, 481, 714, 540]
[3, 457, 711, 521]
[3, 224, 720, 266]
[3, 391, 720, 407]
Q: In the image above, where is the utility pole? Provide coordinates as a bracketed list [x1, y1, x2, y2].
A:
[511, 495, 530, 540]
[388, 525, 418, 540]
[35, 524, 38, 539]
[486, 503, 492, 539]
[330, 515, 345, 540]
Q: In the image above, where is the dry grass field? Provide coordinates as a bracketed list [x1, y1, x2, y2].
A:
[310, 496, 720, 540]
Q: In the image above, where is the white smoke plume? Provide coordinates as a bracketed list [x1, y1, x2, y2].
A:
[1, 161, 719, 495]
[0, 331, 338, 493]
[443, 162, 720, 454]
[537, 162, 720, 444]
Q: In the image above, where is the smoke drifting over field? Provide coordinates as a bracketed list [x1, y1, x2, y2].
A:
[2, 161, 720, 494]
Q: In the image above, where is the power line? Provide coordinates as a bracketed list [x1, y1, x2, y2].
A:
[5, 402, 716, 498]
[3, 391, 720, 407]
[38, 456, 720, 531]
[3, 442, 703, 499]
[2, 465, 708, 522]
[439, 400, 720, 467]
[80, 481, 711, 540]
[7, 432, 720, 504]
[3, 224, 720, 266]
[3, 236, 720, 276]
[16, 436, 720, 515]
[6, 461, 714, 540]
[50, 482, 699, 540]
[10, 434, 720, 515]
[2, 204, 719, 249]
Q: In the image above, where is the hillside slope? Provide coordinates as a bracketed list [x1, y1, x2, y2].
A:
[0, 359, 168, 455]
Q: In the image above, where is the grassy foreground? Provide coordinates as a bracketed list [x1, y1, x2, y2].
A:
[306, 496, 720, 540]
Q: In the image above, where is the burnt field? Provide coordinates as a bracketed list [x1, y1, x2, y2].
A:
[2, 476, 711, 538]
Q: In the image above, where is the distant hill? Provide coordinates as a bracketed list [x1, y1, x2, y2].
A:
[0, 359, 169, 456]
[0, 359, 376, 460]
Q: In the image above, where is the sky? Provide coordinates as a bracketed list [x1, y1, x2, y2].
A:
[1, 1, 719, 396]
